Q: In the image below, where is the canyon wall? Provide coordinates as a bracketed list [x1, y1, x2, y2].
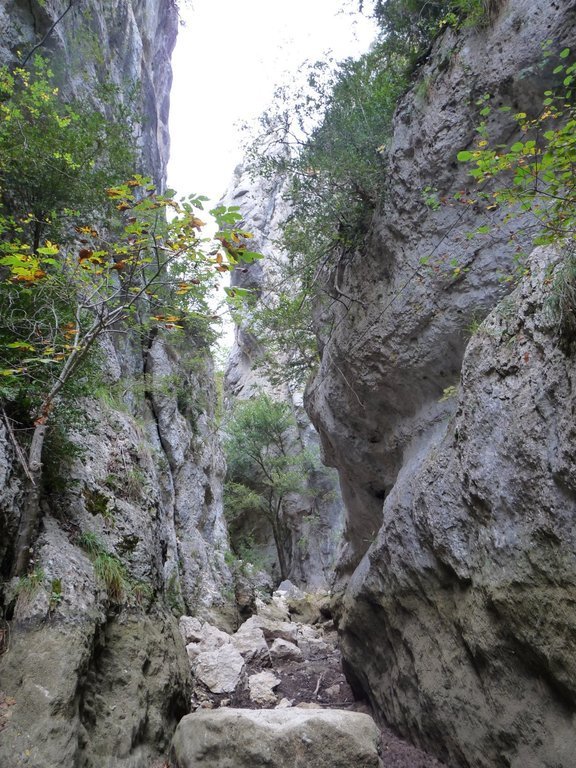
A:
[0, 3, 235, 766]
[304, 1, 576, 766]
[223, 166, 346, 589]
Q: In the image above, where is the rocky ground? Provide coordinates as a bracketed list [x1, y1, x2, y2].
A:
[171, 585, 447, 768]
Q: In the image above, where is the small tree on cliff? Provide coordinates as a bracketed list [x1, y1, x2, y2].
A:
[0, 57, 259, 575]
[223, 394, 310, 580]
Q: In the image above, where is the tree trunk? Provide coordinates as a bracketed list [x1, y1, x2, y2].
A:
[12, 422, 47, 576]
[270, 499, 289, 581]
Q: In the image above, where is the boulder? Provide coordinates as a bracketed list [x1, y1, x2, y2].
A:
[231, 622, 269, 661]
[276, 580, 305, 599]
[270, 637, 303, 661]
[193, 645, 244, 694]
[242, 614, 299, 644]
[181, 618, 232, 665]
[255, 595, 291, 622]
[171, 708, 381, 768]
[248, 671, 281, 706]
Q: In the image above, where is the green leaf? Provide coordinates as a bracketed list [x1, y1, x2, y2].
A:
[560, 48, 570, 59]
[237, 251, 263, 263]
[6, 341, 35, 350]
[457, 150, 473, 162]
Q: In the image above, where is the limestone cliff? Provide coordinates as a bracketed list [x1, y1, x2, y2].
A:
[0, 3, 235, 766]
[223, 165, 346, 590]
[304, 1, 576, 766]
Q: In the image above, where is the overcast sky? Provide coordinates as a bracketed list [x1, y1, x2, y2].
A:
[167, 0, 377, 204]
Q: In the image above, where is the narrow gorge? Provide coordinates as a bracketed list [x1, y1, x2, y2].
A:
[0, 1, 575, 767]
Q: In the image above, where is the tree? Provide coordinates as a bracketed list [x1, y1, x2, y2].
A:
[223, 394, 311, 580]
[457, 49, 576, 336]
[0, 57, 260, 575]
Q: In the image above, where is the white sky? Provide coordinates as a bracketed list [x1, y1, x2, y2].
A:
[167, 0, 377, 204]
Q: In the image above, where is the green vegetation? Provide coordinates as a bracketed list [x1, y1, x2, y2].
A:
[458, 48, 576, 339]
[78, 531, 129, 602]
[15, 566, 45, 605]
[166, 571, 186, 616]
[223, 394, 313, 580]
[93, 553, 126, 603]
[0, 55, 260, 575]
[242, 0, 501, 387]
[243, 46, 408, 386]
[48, 578, 63, 611]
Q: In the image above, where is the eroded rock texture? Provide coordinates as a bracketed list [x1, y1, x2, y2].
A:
[171, 708, 381, 768]
[0, 3, 234, 766]
[304, 1, 576, 766]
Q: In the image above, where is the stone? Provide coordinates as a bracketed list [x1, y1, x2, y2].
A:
[171, 708, 381, 768]
[270, 637, 303, 661]
[231, 622, 269, 661]
[242, 614, 299, 644]
[179, 616, 204, 644]
[248, 671, 281, 706]
[193, 645, 245, 694]
[256, 594, 291, 622]
[276, 579, 305, 599]
[276, 698, 294, 709]
[339, 250, 576, 767]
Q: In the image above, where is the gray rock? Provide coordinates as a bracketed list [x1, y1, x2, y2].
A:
[242, 614, 299, 644]
[171, 708, 382, 768]
[179, 616, 204, 644]
[339, 247, 576, 766]
[231, 622, 270, 661]
[297, 1, 576, 765]
[194, 644, 245, 694]
[270, 637, 303, 661]
[248, 670, 281, 706]
[305, 0, 576, 577]
[277, 579, 306, 598]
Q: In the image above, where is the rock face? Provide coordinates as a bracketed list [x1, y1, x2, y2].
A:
[307, 0, 576, 576]
[0, 3, 235, 766]
[223, 165, 346, 588]
[0, 0, 177, 185]
[171, 708, 382, 768]
[303, 2, 576, 766]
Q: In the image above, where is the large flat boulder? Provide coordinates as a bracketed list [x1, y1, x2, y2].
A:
[171, 708, 381, 768]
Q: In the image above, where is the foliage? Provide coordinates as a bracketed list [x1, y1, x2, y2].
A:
[223, 394, 309, 579]
[243, 43, 408, 387]
[0, 176, 256, 414]
[0, 53, 261, 574]
[0, 56, 134, 249]
[458, 49, 576, 337]
[78, 531, 128, 602]
[15, 566, 45, 602]
[367, 0, 499, 56]
[93, 553, 127, 602]
[457, 52, 576, 248]
[0, 57, 260, 423]
[242, 0, 501, 388]
[49, 578, 63, 611]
